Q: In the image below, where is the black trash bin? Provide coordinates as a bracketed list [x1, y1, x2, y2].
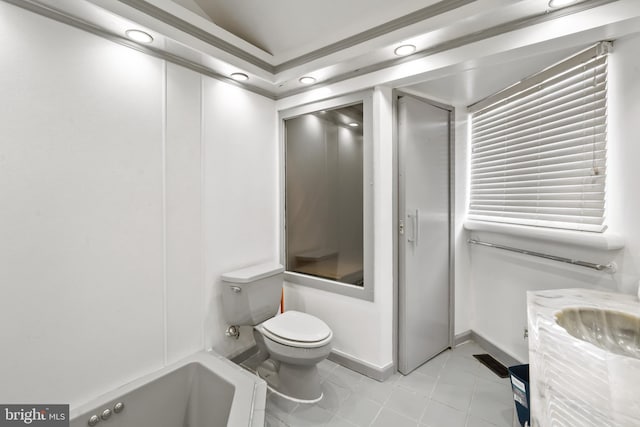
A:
[508, 364, 530, 427]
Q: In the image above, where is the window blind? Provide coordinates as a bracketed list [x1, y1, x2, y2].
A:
[468, 42, 611, 232]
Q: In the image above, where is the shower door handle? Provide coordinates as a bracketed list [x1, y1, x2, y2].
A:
[407, 209, 419, 245]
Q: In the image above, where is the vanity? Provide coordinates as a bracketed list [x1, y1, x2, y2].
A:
[528, 289, 640, 427]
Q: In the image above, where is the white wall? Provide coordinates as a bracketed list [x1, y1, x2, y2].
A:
[202, 77, 279, 356]
[607, 33, 640, 293]
[0, 2, 277, 406]
[453, 107, 471, 335]
[464, 33, 640, 363]
[165, 62, 204, 363]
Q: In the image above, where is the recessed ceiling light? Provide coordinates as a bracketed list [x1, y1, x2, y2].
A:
[125, 29, 153, 44]
[230, 72, 249, 81]
[394, 44, 416, 56]
[299, 76, 316, 85]
[348, 122, 359, 127]
[548, 0, 580, 8]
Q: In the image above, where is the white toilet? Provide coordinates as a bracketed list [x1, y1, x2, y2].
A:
[221, 262, 333, 403]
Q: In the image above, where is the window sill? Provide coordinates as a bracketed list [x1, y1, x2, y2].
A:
[284, 271, 373, 302]
[464, 220, 625, 250]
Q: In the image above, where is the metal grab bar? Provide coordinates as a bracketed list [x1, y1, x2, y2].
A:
[467, 239, 617, 273]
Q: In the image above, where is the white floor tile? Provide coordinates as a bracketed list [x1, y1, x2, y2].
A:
[325, 366, 362, 395]
[323, 374, 356, 403]
[335, 393, 382, 426]
[263, 340, 520, 427]
[472, 378, 513, 405]
[452, 341, 485, 357]
[471, 361, 511, 384]
[420, 399, 467, 427]
[469, 379, 514, 427]
[317, 381, 345, 414]
[444, 354, 481, 376]
[415, 351, 450, 378]
[289, 404, 335, 426]
[266, 392, 299, 417]
[466, 415, 500, 427]
[265, 412, 289, 427]
[318, 359, 339, 380]
[431, 380, 475, 412]
[333, 365, 366, 384]
[395, 371, 438, 397]
[325, 415, 359, 427]
[371, 408, 420, 427]
[353, 375, 398, 404]
[385, 386, 430, 421]
[437, 365, 477, 388]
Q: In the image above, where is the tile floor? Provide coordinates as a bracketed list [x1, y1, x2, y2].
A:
[264, 341, 517, 427]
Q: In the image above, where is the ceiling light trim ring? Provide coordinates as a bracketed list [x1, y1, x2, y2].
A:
[394, 44, 417, 56]
[230, 72, 249, 81]
[125, 29, 153, 43]
[549, 0, 581, 8]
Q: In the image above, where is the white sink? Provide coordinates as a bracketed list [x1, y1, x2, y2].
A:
[528, 289, 640, 427]
[555, 308, 640, 359]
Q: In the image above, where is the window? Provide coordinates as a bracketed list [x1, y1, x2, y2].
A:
[468, 42, 611, 232]
[280, 92, 373, 300]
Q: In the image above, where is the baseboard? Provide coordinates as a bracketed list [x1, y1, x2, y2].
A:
[229, 345, 394, 382]
[471, 330, 522, 366]
[453, 330, 473, 346]
[328, 349, 394, 382]
[454, 329, 522, 367]
[230, 345, 259, 364]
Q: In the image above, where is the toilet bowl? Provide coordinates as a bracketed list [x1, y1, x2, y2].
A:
[221, 263, 333, 403]
[254, 310, 332, 402]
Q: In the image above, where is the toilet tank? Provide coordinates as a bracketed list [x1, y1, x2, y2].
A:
[221, 262, 285, 326]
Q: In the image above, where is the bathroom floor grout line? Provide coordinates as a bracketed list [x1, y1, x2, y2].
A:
[263, 342, 514, 427]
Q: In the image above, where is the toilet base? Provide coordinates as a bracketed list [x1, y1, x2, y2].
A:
[257, 359, 323, 404]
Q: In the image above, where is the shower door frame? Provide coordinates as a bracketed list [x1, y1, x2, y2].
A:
[393, 90, 456, 373]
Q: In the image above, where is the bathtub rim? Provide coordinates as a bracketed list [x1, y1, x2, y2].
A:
[69, 350, 266, 426]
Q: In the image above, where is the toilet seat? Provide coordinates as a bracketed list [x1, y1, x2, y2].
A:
[258, 310, 332, 348]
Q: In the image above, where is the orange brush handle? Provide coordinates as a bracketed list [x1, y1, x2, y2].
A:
[280, 288, 284, 313]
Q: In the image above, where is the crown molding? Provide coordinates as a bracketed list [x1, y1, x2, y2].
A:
[271, 0, 477, 72]
[2, 0, 278, 99]
[1, 0, 623, 100]
[116, 0, 277, 72]
[273, 0, 619, 99]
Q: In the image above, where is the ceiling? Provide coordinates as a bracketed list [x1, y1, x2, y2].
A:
[10, 0, 640, 100]
[404, 45, 585, 106]
[176, 0, 443, 59]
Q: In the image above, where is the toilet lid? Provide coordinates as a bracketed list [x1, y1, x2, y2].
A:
[261, 311, 332, 344]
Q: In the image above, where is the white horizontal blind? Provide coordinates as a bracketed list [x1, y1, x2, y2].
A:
[468, 44, 609, 232]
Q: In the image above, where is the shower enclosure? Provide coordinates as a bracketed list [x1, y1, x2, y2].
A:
[284, 103, 365, 287]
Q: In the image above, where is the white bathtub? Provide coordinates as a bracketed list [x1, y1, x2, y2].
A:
[70, 351, 266, 427]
